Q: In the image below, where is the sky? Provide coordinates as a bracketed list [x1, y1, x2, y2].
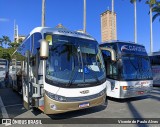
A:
[0, 0, 160, 53]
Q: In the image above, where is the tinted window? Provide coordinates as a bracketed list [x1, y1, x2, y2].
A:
[121, 56, 152, 80]
[33, 33, 42, 55]
[150, 55, 160, 66]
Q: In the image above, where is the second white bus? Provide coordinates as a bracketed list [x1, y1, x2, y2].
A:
[100, 41, 153, 98]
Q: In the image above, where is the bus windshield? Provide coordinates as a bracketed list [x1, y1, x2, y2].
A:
[121, 55, 152, 80]
[45, 35, 106, 87]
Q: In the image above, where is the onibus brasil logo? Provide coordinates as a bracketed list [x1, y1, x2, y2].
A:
[2, 118, 42, 126]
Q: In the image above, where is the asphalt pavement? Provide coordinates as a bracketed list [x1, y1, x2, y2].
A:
[0, 82, 160, 127]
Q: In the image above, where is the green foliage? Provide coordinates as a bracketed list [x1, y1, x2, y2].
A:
[1, 36, 11, 48]
[146, 0, 156, 5]
[130, 0, 142, 4]
[0, 47, 11, 60]
[0, 36, 24, 61]
[152, 2, 160, 22]
[8, 42, 21, 49]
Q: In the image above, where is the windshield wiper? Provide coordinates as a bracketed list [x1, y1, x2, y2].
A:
[66, 66, 79, 87]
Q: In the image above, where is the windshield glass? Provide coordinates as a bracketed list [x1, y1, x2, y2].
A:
[0, 60, 7, 65]
[0, 67, 5, 71]
[45, 34, 106, 87]
[121, 55, 152, 80]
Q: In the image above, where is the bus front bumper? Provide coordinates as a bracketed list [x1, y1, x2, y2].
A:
[43, 94, 106, 114]
[120, 87, 153, 98]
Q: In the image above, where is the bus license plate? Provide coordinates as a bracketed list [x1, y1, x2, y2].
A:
[137, 91, 144, 94]
[79, 102, 90, 108]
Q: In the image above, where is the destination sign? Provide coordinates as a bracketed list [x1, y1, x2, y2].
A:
[121, 45, 146, 52]
[118, 43, 147, 55]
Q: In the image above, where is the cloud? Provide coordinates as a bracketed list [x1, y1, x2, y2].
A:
[0, 18, 9, 22]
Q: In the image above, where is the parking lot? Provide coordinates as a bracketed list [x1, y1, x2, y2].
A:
[0, 80, 160, 127]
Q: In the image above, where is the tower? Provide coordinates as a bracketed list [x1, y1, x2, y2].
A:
[101, 10, 117, 42]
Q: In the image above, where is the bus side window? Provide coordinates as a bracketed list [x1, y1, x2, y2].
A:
[102, 50, 118, 80]
[102, 50, 111, 72]
[30, 56, 36, 78]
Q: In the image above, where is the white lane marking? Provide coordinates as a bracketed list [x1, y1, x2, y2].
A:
[0, 96, 9, 118]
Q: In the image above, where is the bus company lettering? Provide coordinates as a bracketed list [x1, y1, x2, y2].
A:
[140, 81, 149, 85]
[121, 45, 146, 52]
[135, 81, 149, 87]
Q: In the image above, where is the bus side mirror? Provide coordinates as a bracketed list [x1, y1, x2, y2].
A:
[40, 39, 49, 60]
[100, 47, 116, 61]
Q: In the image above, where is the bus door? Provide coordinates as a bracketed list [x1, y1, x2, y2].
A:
[101, 50, 118, 91]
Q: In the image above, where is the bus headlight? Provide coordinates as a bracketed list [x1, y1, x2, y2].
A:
[122, 86, 128, 90]
[55, 95, 67, 102]
[45, 91, 67, 102]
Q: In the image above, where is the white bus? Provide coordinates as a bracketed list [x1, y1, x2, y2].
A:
[14, 26, 115, 114]
[149, 52, 160, 87]
[0, 58, 9, 80]
[100, 41, 153, 99]
[9, 59, 22, 92]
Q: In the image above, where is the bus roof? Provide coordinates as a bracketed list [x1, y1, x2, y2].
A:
[26, 27, 96, 41]
[100, 40, 144, 47]
[148, 51, 160, 56]
[100, 40, 147, 56]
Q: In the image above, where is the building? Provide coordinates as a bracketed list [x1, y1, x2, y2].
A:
[13, 22, 25, 43]
[101, 10, 117, 42]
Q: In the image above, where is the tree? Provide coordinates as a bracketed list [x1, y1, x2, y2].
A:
[9, 42, 21, 49]
[2, 36, 11, 48]
[146, 0, 156, 53]
[152, 1, 160, 22]
[18, 38, 23, 43]
[130, 0, 142, 44]
[2, 52, 11, 61]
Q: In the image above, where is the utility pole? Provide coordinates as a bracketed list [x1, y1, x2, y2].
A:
[83, 0, 86, 33]
[42, 0, 46, 27]
[134, 1, 137, 43]
[150, 5, 153, 53]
